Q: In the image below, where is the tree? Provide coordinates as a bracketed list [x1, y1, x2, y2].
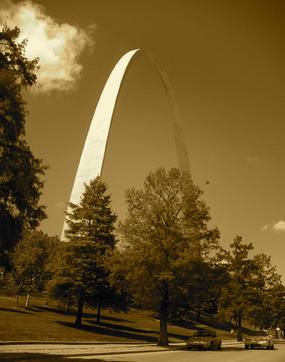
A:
[12, 231, 59, 307]
[217, 236, 255, 340]
[0, 26, 46, 270]
[178, 259, 227, 321]
[48, 240, 110, 326]
[118, 168, 219, 346]
[217, 236, 282, 340]
[246, 254, 284, 330]
[65, 177, 116, 246]
[50, 177, 118, 327]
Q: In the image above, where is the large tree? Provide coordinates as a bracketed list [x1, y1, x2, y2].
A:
[118, 167, 219, 346]
[50, 177, 118, 327]
[0, 26, 46, 269]
[12, 231, 59, 307]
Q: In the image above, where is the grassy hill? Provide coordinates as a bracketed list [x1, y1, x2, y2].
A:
[0, 294, 234, 343]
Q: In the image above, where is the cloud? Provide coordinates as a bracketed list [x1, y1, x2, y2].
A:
[261, 224, 269, 231]
[272, 220, 285, 233]
[262, 220, 285, 233]
[0, 0, 95, 93]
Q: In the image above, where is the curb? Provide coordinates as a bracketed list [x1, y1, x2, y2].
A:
[70, 348, 170, 357]
[65, 343, 246, 357]
[0, 342, 251, 357]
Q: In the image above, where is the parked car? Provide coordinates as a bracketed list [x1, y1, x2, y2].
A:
[186, 329, 222, 350]
[244, 330, 274, 350]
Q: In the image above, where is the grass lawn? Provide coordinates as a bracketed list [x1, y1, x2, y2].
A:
[0, 294, 232, 343]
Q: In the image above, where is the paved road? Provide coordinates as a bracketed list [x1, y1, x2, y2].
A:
[1, 343, 285, 361]
[87, 344, 285, 362]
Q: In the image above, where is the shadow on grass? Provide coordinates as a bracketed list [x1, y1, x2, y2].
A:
[33, 306, 133, 324]
[27, 305, 70, 315]
[169, 318, 204, 331]
[87, 321, 157, 334]
[169, 313, 252, 337]
[57, 321, 157, 342]
[199, 316, 252, 335]
[95, 315, 134, 324]
[0, 353, 120, 361]
[0, 307, 33, 315]
[57, 320, 188, 342]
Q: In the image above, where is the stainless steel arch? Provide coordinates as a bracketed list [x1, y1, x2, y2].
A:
[61, 49, 190, 240]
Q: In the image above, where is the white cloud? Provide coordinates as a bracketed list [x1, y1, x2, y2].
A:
[272, 220, 285, 233]
[261, 224, 269, 231]
[0, 0, 95, 93]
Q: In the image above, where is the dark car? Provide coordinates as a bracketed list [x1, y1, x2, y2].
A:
[186, 329, 222, 350]
[244, 330, 274, 350]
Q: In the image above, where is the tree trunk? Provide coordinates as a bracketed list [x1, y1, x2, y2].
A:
[25, 293, 30, 308]
[75, 297, 84, 328]
[96, 301, 101, 324]
[157, 282, 169, 346]
[236, 311, 243, 341]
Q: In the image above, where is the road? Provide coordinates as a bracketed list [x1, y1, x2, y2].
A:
[87, 344, 285, 362]
[1, 343, 285, 361]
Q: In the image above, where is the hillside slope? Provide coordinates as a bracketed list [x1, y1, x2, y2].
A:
[0, 295, 234, 342]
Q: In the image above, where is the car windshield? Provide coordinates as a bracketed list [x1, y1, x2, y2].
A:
[248, 331, 268, 336]
[193, 330, 214, 337]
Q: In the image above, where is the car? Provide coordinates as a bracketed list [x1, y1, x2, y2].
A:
[186, 329, 222, 350]
[244, 330, 274, 350]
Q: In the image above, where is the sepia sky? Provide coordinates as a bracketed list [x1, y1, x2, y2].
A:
[1, 0, 285, 278]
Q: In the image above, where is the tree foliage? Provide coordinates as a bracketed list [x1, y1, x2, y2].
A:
[0, 26, 46, 269]
[12, 231, 59, 305]
[117, 168, 220, 345]
[65, 177, 116, 246]
[48, 240, 111, 324]
[50, 177, 119, 327]
[217, 236, 283, 340]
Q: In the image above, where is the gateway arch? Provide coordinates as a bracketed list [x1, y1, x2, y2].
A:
[61, 49, 190, 240]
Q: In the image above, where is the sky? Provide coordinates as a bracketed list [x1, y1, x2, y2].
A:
[1, 0, 285, 278]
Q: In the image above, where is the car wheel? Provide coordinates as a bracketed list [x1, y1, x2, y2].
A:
[245, 346, 249, 349]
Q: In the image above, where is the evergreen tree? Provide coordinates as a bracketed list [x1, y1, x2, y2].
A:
[48, 240, 110, 326]
[0, 26, 46, 269]
[65, 177, 116, 247]
[50, 177, 117, 327]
